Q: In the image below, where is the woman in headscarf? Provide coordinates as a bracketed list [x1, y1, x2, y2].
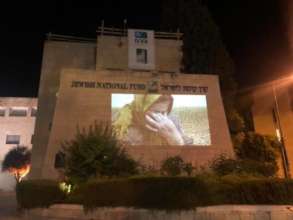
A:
[113, 94, 192, 146]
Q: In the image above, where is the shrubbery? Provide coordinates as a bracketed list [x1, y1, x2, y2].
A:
[75, 176, 210, 210]
[62, 123, 139, 184]
[211, 132, 281, 177]
[218, 175, 293, 204]
[17, 176, 293, 210]
[160, 156, 193, 176]
[16, 179, 65, 209]
[210, 155, 278, 177]
[233, 132, 280, 163]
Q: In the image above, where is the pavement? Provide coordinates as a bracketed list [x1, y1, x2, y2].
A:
[0, 191, 22, 220]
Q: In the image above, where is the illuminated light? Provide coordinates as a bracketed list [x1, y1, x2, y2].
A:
[276, 128, 281, 142]
[59, 182, 72, 194]
[8, 164, 31, 182]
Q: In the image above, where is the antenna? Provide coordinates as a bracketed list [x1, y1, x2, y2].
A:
[123, 19, 127, 36]
[101, 20, 105, 36]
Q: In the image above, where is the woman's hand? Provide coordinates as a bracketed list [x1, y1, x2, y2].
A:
[145, 112, 184, 145]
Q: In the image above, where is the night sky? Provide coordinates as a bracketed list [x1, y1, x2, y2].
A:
[0, 0, 291, 97]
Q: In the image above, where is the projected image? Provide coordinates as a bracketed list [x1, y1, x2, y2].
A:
[112, 94, 211, 146]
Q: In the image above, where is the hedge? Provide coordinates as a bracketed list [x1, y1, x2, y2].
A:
[73, 177, 211, 210]
[16, 179, 66, 209]
[16, 176, 293, 210]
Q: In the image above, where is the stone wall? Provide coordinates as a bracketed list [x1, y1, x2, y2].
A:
[23, 205, 293, 220]
[40, 69, 233, 179]
[30, 41, 96, 179]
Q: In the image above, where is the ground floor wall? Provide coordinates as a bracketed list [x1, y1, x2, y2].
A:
[23, 205, 293, 220]
[0, 163, 15, 191]
[0, 97, 37, 191]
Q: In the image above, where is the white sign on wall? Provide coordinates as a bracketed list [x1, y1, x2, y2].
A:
[128, 29, 155, 70]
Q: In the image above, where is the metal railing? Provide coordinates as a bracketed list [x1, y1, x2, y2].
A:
[46, 33, 96, 43]
[97, 26, 183, 40]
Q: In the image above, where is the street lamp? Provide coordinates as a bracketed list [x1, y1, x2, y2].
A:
[272, 84, 291, 178]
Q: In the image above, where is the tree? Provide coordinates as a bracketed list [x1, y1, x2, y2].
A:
[62, 123, 139, 184]
[161, 2, 281, 177]
[160, 0, 243, 135]
[2, 146, 31, 182]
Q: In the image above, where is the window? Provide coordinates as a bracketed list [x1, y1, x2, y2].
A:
[0, 108, 5, 116]
[135, 31, 147, 39]
[31, 107, 37, 117]
[9, 107, 27, 117]
[31, 134, 34, 144]
[54, 151, 65, 169]
[6, 135, 20, 145]
[136, 48, 148, 64]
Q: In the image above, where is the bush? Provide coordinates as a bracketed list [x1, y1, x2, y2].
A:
[212, 132, 281, 177]
[72, 179, 135, 209]
[62, 123, 139, 184]
[73, 176, 210, 210]
[160, 156, 194, 176]
[210, 155, 278, 177]
[16, 176, 293, 210]
[16, 179, 65, 209]
[218, 177, 293, 204]
[161, 156, 185, 176]
[234, 132, 280, 163]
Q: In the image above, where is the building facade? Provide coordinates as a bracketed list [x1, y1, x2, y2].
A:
[0, 97, 37, 190]
[30, 28, 233, 180]
[252, 79, 293, 177]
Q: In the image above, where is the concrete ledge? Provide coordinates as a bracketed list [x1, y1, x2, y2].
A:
[22, 204, 293, 220]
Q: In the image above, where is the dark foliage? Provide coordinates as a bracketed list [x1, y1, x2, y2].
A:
[160, 156, 194, 176]
[16, 179, 65, 209]
[62, 123, 139, 184]
[17, 176, 293, 210]
[161, 0, 244, 136]
[2, 146, 31, 171]
[160, 156, 185, 176]
[72, 176, 211, 210]
[210, 155, 278, 177]
[234, 132, 280, 163]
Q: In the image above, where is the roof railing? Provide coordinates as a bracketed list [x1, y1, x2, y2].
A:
[97, 26, 183, 40]
[46, 27, 183, 42]
[46, 33, 96, 43]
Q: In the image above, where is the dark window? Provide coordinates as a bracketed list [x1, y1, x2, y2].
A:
[0, 108, 5, 116]
[31, 107, 37, 117]
[31, 134, 34, 144]
[136, 48, 148, 64]
[9, 108, 27, 117]
[6, 135, 20, 145]
[54, 151, 65, 169]
[135, 31, 147, 39]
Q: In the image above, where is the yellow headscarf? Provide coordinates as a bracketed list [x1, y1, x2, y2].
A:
[113, 94, 164, 140]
